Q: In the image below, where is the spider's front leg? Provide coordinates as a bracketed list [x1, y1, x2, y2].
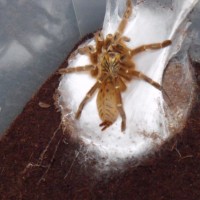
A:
[77, 44, 99, 77]
[117, 0, 133, 36]
[78, 45, 95, 55]
[78, 45, 98, 65]
[131, 40, 171, 56]
[94, 31, 104, 54]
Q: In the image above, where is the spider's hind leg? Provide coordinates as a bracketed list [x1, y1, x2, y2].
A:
[114, 78, 127, 132]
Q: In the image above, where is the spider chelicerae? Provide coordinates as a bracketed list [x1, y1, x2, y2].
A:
[59, 0, 171, 132]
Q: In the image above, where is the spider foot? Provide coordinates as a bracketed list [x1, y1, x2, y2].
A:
[99, 121, 112, 131]
[162, 88, 173, 107]
[124, 0, 132, 19]
[162, 40, 172, 47]
[121, 120, 126, 132]
[75, 111, 82, 119]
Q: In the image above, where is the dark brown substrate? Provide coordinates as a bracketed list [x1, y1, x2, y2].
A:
[0, 33, 200, 200]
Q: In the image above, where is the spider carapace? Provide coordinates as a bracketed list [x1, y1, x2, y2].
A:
[59, 0, 171, 132]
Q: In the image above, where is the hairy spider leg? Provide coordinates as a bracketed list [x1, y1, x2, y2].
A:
[114, 78, 126, 132]
[113, 43, 131, 55]
[75, 76, 108, 119]
[117, 0, 133, 36]
[118, 77, 127, 91]
[130, 70, 172, 104]
[130, 70, 162, 90]
[95, 31, 104, 54]
[78, 45, 95, 54]
[118, 61, 136, 81]
[104, 34, 114, 49]
[120, 59, 136, 69]
[78, 45, 98, 65]
[131, 40, 172, 56]
[77, 45, 100, 76]
[59, 64, 95, 74]
[126, 39, 172, 103]
[118, 70, 132, 81]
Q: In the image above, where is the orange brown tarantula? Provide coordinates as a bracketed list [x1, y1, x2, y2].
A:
[59, 0, 171, 132]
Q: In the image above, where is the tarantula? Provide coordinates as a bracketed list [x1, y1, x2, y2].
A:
[59, 0, 171, 132]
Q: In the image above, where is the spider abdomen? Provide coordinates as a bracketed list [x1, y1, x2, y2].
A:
[97, 81, 118, 130]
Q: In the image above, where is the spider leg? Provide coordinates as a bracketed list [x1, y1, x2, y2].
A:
[131, 40, 172, 57]
[117, 0, 133, 36]
[59, 65, 95, 74]
[130, 70, 172, 104]
[119, 65, 135, 81]
[120, 60, 135, 69]
[130, 70, 162, 90]
[118, 77, 127, 91]
[78, 45, 98, 64]
[104, 34, 113, 49]
[113, 33, 130, 44]
[94, 31, 104, 54]
[78, 45, 95, 55]
[119, 71, 132, 81]
[75, 82, 99, 119]
[114, 78, 126, 132]
[75, 76, 106, 119]
[113, 43, 130, 55]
